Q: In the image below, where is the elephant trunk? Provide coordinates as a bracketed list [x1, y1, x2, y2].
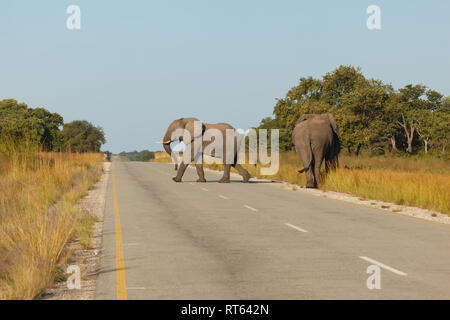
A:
[162, 130, 178, 170]
[162, 141, 172, 157]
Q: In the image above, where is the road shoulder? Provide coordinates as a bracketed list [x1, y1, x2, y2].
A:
[41, 162, 111, 300]
[200, 166, 450, 226]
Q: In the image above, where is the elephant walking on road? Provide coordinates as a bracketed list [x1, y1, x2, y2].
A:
[160, 117, 251, 183]
[292, 114, 340, 188]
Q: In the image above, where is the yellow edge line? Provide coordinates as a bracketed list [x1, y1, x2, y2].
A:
[112, 162, 128, 300]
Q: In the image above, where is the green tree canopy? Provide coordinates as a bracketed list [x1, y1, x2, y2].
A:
[0, 99, 64, 150]
[119, 150, 155, 161]
[258, 66, 449, 156]
[62, 120, 106, 152]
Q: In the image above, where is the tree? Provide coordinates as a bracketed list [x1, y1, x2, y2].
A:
[0, 99, 64, 150]
[321, 65, 367, 108]
[62, 120, 106, 152]
[29, 107, 64, 150]
[118, 150, 155, 161]
[264, 66, 373, 153]
[257, 66, 449, 157]
[432, 102, 450, 153]
[441, 96, 450, 113]
[391, 85, 443, 153]
[414, 109, 434, 154]
[338, 83, 391, 154]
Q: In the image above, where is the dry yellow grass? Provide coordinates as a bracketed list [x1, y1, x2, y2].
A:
[338, 154, 450, 174]
[323, 169, 449, 214]
[271, 153, 449, 214]
[149, 154, 172, 163]
[0, 142, 103, 300]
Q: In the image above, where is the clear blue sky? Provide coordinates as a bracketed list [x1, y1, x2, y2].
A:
[1, 0, 449, 153]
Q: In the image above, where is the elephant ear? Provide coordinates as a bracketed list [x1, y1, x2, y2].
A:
[327, 114, 339, 136]
[184, 118, 205, 144]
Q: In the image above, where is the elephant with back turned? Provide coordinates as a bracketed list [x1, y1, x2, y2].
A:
[292, 114, 340, 188]
[161, 117, 251, 183]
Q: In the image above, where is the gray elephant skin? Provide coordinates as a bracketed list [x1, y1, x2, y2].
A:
[292, 114, 340, 188]
[162, 117, 251, 183]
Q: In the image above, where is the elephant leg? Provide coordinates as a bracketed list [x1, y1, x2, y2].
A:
[219, 164, 231, 183]
[173, 162, 189, 182]
[298, 143, 315, 188]
[313, 162, 322, 187]
[312, 148, 324, 188]
[192, 147, 206, 182]
[305, 166, 315, 188]
[233, 163, 250, 182]
[195, 164, 206, 182]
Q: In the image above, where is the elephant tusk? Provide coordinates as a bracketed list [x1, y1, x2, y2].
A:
[156, 140, 172, 144]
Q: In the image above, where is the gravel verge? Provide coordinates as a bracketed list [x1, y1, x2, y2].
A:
[41, 162, 111, 300]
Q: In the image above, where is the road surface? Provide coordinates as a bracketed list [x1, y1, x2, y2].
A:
[96, 161, 450, 299]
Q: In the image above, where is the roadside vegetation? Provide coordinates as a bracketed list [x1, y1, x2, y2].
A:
[0, 99, 105, 153]
[153, 151, 449, 215]
[0, 141, 103, 299]
[154, 66, 449, 215]
[252, 66, 450, 214]
[118, 150, 155, 161]
[0, 99, 106, 299]
[258, 65, 449, 157]
[243, 153, 449, 215]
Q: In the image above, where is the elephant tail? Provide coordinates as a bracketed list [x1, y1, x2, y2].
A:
[298, 160, 312, 173]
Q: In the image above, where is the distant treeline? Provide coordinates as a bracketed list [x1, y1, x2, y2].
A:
[119, 150, 155, 161]
[258, 66, 450, 157]
[0, 99, 105, 152]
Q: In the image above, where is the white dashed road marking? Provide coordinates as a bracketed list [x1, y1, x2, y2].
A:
[125, 243, 140, 246]
[359, 256, 407, 276]
[244, 205, 258, 212]
[202, 188, 209, 192]
[285, 223, 308, 233]
[219, 195, 229, 200]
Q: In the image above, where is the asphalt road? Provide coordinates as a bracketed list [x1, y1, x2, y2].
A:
[96, 161, 450, 299]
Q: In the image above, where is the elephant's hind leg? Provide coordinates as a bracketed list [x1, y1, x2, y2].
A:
[219, 164, 231, 183]
[313, 164, 321, 188]
[233, 163, 250, 183]
[195, 164, 206, 182]
[312, 147, 324, 188]
[305, 166, 316, 188]
[173, 162, 189, 182]
[298, 143, 315, 188]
